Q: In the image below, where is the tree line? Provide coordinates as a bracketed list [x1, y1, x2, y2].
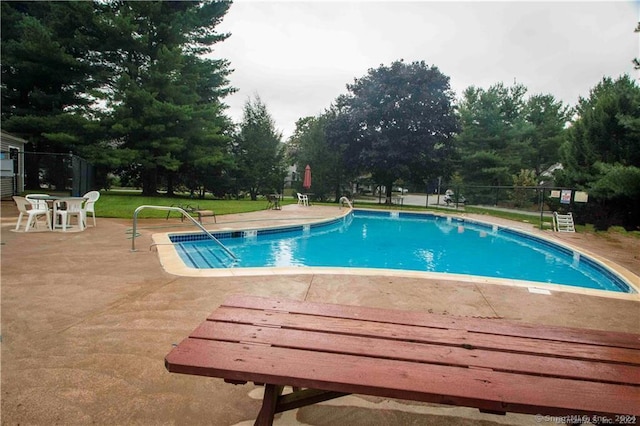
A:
[290, 62, 639, 229]
[2, 2, 639, 229]
[2, 1, 237, 197]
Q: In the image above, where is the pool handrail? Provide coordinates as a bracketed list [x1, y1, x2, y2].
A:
[131, 205, 237, 261]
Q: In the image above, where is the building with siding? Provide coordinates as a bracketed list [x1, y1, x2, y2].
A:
[1, 131, 26, 199]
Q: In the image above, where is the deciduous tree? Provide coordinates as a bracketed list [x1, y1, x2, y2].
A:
[331, 60, 459, 202]
[289, 112, 353, 201]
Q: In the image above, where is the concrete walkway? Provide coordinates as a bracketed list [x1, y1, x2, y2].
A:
[1, 201, 638, 425]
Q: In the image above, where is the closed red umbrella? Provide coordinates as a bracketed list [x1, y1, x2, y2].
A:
[302, 164, 312, 190]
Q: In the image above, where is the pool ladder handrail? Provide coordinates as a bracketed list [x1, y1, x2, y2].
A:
[131, 205, 237, 261]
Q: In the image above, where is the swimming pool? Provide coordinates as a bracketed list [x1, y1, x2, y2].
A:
[168, 210, 635, 294]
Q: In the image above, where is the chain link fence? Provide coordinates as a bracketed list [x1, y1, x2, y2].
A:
[6, 151, 94, 197]
[354, 182, 589, 230]
[445, 185, 583, 212]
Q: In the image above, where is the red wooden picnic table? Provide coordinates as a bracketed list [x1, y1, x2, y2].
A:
[165, 295, 640, 425]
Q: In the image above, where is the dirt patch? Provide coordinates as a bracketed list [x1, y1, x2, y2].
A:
[551, 230, 640, 276]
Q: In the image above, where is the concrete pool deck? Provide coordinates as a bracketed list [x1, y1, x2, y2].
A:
[1, 201, 639, 425]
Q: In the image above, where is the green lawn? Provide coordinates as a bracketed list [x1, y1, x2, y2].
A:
[94, 191, 550, 225]
[95, 191, 297, 219]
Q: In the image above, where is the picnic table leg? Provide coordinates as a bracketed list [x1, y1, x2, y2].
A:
[254, 384, 283, 426]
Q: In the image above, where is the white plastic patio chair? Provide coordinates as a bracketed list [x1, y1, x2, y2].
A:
[297, 192, 309, 206]
[25, 193, 52, 212]
[53, 198, 85, 232]
[13, 196, 51, 231]
[82, 190, 100, 226]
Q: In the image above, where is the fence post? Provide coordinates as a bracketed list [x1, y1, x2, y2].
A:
[539, 188, 544, 230]
[70, 152, 79, 196]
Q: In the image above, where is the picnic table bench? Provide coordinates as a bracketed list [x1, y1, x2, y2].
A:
[165, 295, 640, 425]
[192, 209, 216, 223]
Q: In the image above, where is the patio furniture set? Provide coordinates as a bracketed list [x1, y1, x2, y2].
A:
[13, 191, 100, 232]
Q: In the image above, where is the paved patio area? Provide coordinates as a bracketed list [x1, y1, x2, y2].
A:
[1, 201, 638, 425]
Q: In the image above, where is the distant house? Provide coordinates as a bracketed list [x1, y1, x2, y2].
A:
[539, 163, 563, 187]
[1, 131, 26, 199]
[284, 164, 297, 189]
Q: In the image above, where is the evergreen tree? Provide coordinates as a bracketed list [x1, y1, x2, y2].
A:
[456, 83, 531, 186]
[523, 94, 571, 175]
[1, 1, 104, 188]
[232, 96, 285, 200]
[557, 75, 640, 229]
[456, 82, 570, 201]
[99, 1, 234, 195]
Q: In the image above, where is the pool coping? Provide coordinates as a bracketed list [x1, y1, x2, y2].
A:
[152, 208, 640, 301]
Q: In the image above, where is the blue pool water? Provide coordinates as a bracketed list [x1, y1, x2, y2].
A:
[171, 210, 633, 293]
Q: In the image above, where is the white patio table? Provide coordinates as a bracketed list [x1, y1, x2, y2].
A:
[27, 195, 88, 231]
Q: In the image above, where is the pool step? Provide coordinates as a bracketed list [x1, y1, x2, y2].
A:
[179, 243, 235, 268]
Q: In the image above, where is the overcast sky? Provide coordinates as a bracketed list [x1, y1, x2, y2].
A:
[211, 0, 640, 139]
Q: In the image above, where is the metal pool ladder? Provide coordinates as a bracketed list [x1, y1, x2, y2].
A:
[130, 205, 237, 262]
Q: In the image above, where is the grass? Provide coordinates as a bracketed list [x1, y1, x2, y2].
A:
[93, 190, 553, 224]
[95, 191, 297, 219]
[464, 205, 554, 227]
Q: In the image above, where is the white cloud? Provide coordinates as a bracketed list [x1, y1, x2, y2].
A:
[211, 1, 640, 139]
